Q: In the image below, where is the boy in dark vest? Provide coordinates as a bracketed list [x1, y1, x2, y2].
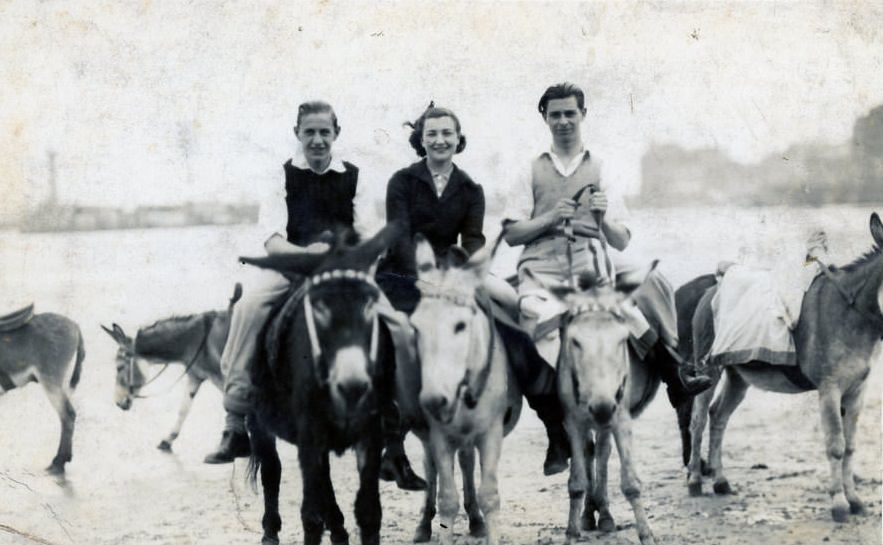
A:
[205, 101, 426, 491]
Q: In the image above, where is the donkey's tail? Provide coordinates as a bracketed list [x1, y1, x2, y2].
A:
[70, 327, 85, 389]
[246, 453, 260, 491]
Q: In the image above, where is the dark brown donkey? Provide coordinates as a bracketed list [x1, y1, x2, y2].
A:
[0, 306, 85, 475]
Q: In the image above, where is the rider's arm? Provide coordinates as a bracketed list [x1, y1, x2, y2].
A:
[503, 169, 568, 246]
[265, 234, 328, 255]
[601, 220, 630, 251]
[460, 184, 486, 254]
[259, 173, 329, 256]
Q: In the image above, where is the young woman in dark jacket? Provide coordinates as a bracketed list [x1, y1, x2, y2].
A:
[377, 105, 570, 476]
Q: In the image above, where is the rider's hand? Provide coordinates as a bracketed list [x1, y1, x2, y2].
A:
[587, 191, 608, 215]
[572, 220, 601, 239]
[548, 198, 577, 224]
[304, 242, 331, 254]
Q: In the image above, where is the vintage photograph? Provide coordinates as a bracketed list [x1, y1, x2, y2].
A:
[1, 2, 881, 544]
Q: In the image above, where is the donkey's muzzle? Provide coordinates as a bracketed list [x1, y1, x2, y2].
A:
[336, 379, 369, 409]
[589, 400, 615, 425]
[420, 394, 452, 424]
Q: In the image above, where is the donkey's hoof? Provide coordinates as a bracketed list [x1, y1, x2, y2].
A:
[638, 530, 657, 545]
[597, 513, 616, 533]
[849, 498, 867, 515]
[700, 458, 712, 477]
[261, 536, 280, 545]
[413, 523, 431, 543]
[688, 481, 703, 496]
[713, 480, 734, 495]
[468, 517, 487, 538]
[831, 503, 850, 523]
[157, 440, 173, 452]
[46, 463, 65, 476]
[581, 511, 596, 531]
[357, 533, 377, 545]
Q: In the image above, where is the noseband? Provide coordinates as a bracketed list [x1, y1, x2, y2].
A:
[302, 269, 381, 386]
[417, 285, 496, 410]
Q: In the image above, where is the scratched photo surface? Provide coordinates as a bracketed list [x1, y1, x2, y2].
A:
[1, 2, 881, 544]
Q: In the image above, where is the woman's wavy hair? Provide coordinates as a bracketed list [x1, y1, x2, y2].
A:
[404, 102, 467, 157]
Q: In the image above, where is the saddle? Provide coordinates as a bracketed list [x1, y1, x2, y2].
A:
[0, 304, 34, 333]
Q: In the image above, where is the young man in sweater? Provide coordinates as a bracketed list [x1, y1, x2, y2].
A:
[504, 82, 712, 399]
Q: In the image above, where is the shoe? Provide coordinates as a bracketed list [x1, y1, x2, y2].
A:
[543, 426, 571, 476]
[379, 451, 427, 491]
[658, 343, 713, 396]
[203, 430, 251, 464]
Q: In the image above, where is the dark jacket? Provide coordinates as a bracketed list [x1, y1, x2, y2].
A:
[380, 159, 486, 278]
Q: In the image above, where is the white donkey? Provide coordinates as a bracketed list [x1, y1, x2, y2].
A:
[407, 236, 522, 545]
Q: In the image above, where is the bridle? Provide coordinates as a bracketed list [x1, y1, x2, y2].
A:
[416, 283, 496, 410]
[808, 256, 883, 335]
[121, 314, 212, 399]
[558, 296, 630, 406]
[302, 269, 381, 386]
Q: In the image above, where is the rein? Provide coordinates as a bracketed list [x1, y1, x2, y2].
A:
[809, 256, 883, 334]
[127, 314, 212, 399]
[565, 184, 613, 289]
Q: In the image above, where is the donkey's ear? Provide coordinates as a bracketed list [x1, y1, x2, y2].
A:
[415, 234, 437, 279]
[522, 267, 573, 300]
[446, 246, 471, 268]
[112, 323, 127, 339]
[870, 213, 883, 247]
[101, 324, 119, 342]
[617, 259, 659, 295]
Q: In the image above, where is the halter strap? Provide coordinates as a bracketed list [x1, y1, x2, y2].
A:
[129, 314, 213, 398]
[809, 256, 883, 334]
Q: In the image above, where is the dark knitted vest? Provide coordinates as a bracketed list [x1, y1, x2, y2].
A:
[284, 160, 358, 246]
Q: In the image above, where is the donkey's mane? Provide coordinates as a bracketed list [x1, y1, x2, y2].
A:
[840, 243, 882, 274]
[136, 311, 217, 360]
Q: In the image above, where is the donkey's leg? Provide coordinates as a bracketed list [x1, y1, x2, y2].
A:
[592, 430, 615, 532]
[707, 368, 748, 495]
[841, 387, 867, 516]
[159, 374, 202, 451]
[355, 431, 382, 545]
[459, 447, 486, 537]
[429, 430, 458, 545]
[42, 384, 76, 475]
[581, 437, 597, 531]
[612, 414, 656, 545]
[687, 383, 715, 496]
[299, 445, 336, 545]
[817, 385, 850, 522]
[476, 424, 505, 545]
[322, 455, 349, 545]
[564, 416, 588, 545]
[414, 439, 437, 543]
[249, 423, 281, 545]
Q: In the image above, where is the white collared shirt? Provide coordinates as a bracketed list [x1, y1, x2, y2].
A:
[504, 147, 629, 225]
[427, 163, 454, 197]
[256, 148, 373, 249]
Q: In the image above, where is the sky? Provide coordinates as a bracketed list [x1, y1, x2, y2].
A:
[1, 1, 882, 220]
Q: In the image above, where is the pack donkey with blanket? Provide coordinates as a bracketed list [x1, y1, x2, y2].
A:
[101, 283, 241, 453]
[0, 305, 84, 475]
[681, 212, 883, 523]
[404, 236, 523, 545]
[242, 225, 400, 545]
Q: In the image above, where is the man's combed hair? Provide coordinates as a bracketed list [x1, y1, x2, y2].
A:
[296, 101, 340, 133]
[537, 82, 586, 116]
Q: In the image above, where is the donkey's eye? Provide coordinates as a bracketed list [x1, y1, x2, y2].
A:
[571, 338, 582, 350]
[454, 322, 466, 333]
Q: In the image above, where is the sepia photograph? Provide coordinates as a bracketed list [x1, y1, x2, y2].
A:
[1, 2, 881, 544]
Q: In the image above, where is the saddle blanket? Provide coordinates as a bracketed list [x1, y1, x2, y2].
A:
[709, 264, 817, 367]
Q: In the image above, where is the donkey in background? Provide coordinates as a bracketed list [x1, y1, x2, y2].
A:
[1, 308, 84, 475]
[405, 237, 522, 545]
[683, 212, 883, 523]
[102, 283, 241, 451]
